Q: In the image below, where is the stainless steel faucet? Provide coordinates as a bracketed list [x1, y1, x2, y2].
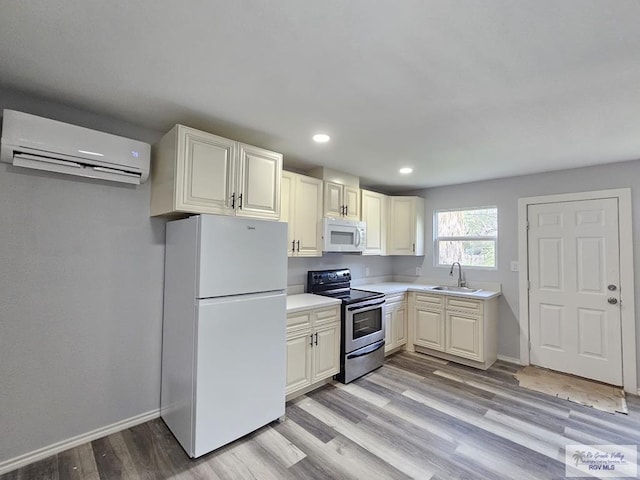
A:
[450, 262, 466, 287]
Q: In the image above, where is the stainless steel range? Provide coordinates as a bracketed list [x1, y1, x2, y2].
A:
[307, 269, 385, 383]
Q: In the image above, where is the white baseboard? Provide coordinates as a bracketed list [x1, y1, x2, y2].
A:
[0, 409, 160, 475]
[497, 354, 521, 365]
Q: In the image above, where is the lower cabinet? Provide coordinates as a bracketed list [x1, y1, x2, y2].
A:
[286, 305, 340, 397]
[384, 293, 407, 354]
[410, 292, 497, 369]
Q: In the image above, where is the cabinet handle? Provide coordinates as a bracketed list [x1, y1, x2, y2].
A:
[231, 193, 235, 209]
[345, 205, 348, 216]
[238, 193, 243, 209]
[412, 243, 415, 252]
[310, 334, 314, 346]
[314, 332, 318, 346]
[292, 240, 296, 253]
[296, 240, 300, 252]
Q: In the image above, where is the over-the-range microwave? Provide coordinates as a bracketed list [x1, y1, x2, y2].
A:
[322, 217, 366, 253]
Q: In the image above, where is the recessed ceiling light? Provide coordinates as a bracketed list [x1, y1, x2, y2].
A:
[399, 167, 413, 174]
[312, 133, 330, 143]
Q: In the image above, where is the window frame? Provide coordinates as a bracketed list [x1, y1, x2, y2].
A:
[433, 206, 498, 270]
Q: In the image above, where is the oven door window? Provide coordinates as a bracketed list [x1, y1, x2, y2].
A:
[352, 307, 382, 339]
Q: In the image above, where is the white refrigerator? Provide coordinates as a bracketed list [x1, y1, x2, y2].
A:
[161, 214, 287, 458]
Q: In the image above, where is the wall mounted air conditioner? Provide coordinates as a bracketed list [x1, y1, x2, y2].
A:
[0, 109, 150, 185]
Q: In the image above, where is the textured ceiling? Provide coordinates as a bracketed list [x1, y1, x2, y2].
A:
[1, 1, 639, 191]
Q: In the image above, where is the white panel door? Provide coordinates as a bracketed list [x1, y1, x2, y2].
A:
[362, 190, 387, 255]
[446, 312, 482, 361]
[324, 181, 343, 218]
[343, 186, 360, 220]
[414, 306, 445, 351]
[312, 323, 340, 382]
[528, 198, 622, 385]
[179, 128, 236, 215]
[280, 172, 296, 256]
[194, 292, 286, 457]
[236, 143, 282, 220]
[294, 175, 323, 257]
[388, 197, 416, 255]
[286, 327, 312, 395]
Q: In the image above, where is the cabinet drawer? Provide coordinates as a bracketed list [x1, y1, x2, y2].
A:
[287, 311, 312, 328]
[314, 306, 340, 326]
[414, 292, 443, 307]
[385, 293, 406, 304]
[446, 296, 483, 314]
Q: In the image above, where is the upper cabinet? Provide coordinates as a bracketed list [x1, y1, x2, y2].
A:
[361, 189, 388, 255]
[323, 181, 360, 220]
[388, 196, 425, 256]
[150, 125, 282, 219]
[281, 171, 323, 257]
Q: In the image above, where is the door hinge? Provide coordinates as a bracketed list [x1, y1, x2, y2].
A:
[527, 280, 531, 290]
[528, 340, 531, 351]
[526, 220, 529, 230]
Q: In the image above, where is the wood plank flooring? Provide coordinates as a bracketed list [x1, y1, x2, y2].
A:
[4, 351, 640, 479]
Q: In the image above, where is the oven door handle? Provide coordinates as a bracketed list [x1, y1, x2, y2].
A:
[346, 339, 385, 359]
[347, 300, 385, 312]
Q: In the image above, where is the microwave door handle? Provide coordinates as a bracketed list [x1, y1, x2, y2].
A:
[348, 300, 385, 311]
[355, 228, 360, 247]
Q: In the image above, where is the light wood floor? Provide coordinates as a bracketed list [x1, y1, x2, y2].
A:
[4, 351, 640, 479]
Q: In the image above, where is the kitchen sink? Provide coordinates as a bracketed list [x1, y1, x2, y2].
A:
[431, 286, 482, 293]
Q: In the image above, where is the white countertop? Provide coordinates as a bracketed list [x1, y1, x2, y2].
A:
[355, 282, 502, 300]
[286, 293, 342, 314]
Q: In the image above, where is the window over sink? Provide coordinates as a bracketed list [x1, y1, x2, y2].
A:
[435, 207, 497, 268]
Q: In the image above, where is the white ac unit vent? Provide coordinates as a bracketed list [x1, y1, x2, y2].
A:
[0, 109, 150, 185]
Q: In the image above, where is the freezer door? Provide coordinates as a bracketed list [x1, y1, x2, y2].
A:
[193, 292, 286, 457]
[197, 215, 287, 298]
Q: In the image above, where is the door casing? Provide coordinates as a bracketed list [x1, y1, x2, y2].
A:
[518, 188, 636, 393]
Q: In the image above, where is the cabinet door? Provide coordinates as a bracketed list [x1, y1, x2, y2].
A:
[236, 144, 282, 220]
[312, 323, 340, 382]
[324, 181, 343, 218]
[361, 190, 387, 255]
[394, 304, 407, 348]
[177, 127, 236, 215]
[343, 186, 360, 220]
[280, 172, 297, 256]
[414, 306, 445, 351]
[286, 327, 313, 395]
[388, 197, 416, 255]
[384, 306, 394, 353]
[294, 175, 323, 257]
[446, 312, 483, 361]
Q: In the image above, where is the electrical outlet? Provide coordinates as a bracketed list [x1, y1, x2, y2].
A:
[511, 261, 519, 272]
[365, 266, 370, 277]
[416, 267, 422, 276]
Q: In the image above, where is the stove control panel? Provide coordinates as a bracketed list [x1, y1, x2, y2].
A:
[308, 269, 351, 286]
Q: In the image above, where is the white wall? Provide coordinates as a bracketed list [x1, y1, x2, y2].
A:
[0, 89, 166, 464]
[288, 254, 394, 292]
[393, 160, 640, 367]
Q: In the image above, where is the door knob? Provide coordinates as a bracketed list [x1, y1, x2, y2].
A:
[608, 297, 618, 305]
[608, 284, 617, 291]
